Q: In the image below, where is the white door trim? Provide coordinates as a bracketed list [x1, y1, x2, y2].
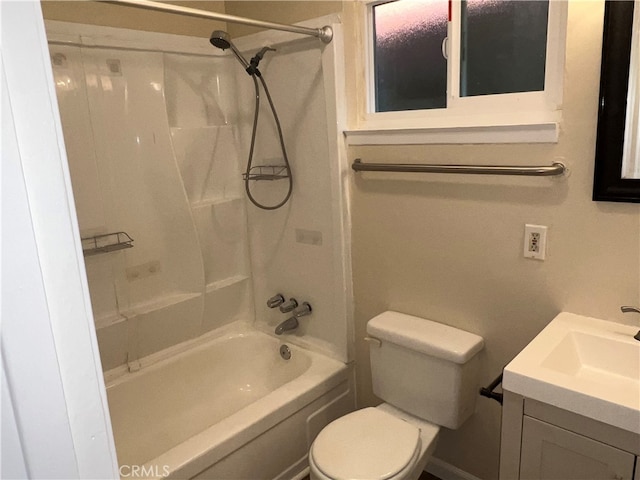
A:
[1, 1, 118, 478]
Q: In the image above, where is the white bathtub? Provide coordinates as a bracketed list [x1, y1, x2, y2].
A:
[106, 326, 353, 479]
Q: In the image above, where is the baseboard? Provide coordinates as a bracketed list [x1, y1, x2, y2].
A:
[289, 466, 310, 480]
[425, 457, 483, 480]
[275, 458, 308, 480]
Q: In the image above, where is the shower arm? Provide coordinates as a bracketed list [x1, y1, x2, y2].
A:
[101, 0, 333, 44]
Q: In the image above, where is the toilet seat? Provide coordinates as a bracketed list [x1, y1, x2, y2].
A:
[309, 407, 422, 480]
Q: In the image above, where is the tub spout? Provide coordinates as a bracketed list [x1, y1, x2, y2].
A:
[275, 316, 298, 335]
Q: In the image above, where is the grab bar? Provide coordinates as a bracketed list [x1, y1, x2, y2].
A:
[352, 159, 566, 177]
[479, 373, 504, 405]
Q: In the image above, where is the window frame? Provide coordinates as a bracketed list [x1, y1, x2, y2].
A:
[347, 0, 568, 144]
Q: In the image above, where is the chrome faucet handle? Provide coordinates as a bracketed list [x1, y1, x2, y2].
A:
[293, 302, 312, 318]
[267, 294, 285, 309]
[279, 298, 298, 313]
[621, 306, 640, 314]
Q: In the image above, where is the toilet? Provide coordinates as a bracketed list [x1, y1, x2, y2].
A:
[309, 311, 484, 480]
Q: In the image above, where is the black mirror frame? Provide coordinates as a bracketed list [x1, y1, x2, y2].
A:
[593, 0, 640, 203]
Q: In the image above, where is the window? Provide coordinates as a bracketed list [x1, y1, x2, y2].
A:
[373, 0, 448, 112]
[459, 0, 549, 98]
[347, 0, 568, 144]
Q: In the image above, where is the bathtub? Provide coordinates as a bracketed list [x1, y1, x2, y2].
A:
[105, 325, 353, 479]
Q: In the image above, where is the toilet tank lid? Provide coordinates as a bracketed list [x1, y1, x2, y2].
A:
[367, 311, 484, 364]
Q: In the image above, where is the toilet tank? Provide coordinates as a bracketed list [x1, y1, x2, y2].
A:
[367, 311, 484, 429]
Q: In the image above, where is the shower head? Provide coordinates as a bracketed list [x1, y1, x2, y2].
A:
[209, 30, 232, 50]
[209, 30, 250, 70]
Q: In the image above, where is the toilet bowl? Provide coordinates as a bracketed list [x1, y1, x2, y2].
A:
[308, 311, 484, 480]
[309, 404, 440, 480]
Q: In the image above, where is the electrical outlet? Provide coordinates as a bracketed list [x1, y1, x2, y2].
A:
[524, 224, 547, 260]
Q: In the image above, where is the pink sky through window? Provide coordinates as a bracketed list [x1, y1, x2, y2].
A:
[374, 0, 448, 42]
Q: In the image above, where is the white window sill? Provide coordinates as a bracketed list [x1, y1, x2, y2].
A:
[344, 122, 559, 146]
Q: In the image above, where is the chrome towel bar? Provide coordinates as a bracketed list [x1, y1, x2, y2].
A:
[352, 159, 566, 177]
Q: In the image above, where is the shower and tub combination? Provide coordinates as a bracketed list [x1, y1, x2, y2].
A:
[46, 9, 351, 479]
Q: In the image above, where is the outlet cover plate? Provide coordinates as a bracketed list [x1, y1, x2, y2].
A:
[524, 224, 547, 260]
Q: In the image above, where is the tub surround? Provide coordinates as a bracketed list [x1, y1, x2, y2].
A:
[49, 37, 242, 370]
[231, 23, 352, 364]
[47, 17, 351, 370]
[47, 17, 352, 479]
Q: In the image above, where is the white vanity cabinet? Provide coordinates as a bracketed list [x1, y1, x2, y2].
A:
[500, 392, 640, 480]
[499, 313, 640, 480]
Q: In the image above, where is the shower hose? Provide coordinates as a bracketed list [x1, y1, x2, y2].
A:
[245, 74, 293, 210]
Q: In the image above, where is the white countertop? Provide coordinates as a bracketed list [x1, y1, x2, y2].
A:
[503, 312, 640, 434]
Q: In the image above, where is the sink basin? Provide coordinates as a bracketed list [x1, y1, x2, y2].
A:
[503, 312, 640, 434]
[541, 331, 639, 382]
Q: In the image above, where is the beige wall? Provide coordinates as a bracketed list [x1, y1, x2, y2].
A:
[347, 1, 640, 479]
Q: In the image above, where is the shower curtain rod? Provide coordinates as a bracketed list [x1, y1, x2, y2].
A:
[101, 0, 334, 43]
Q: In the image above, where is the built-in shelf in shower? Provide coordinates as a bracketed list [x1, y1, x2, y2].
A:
[206, 275, 249, 294]
[191, 195, 243, 209]
[95, 296, 204, 329]
[121, 291, 202, 318]
[94, 312, 128, 330]
[170, 125, 231, 132]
